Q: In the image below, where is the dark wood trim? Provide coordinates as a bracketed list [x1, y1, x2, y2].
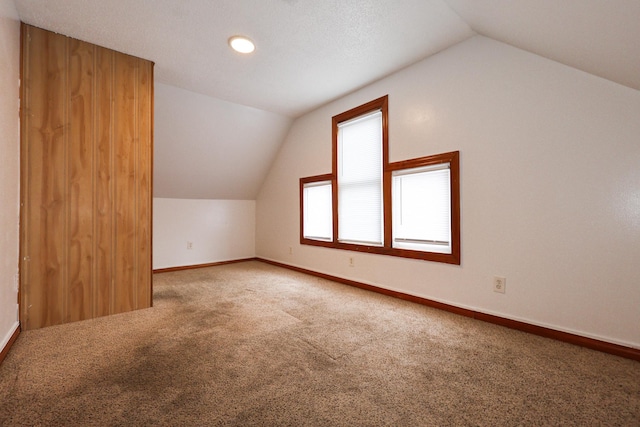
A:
[332, 96, 388, 247]
[256, 258, 640, 362]
[305, 96, 460, 265]
[332, 95, 389, 125]
[331, 114, 339, 244]
[300, 149, 461, 264]
[380, 97, 390, 249]
[382, 98, 392, 251]
[153, 258, 257, 274]
[386, 150, 461, 265]
[0, 326, 20, 366]
[300, 174, 334, 246]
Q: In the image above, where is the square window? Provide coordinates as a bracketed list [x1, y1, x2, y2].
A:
[392, 163, 451, 254]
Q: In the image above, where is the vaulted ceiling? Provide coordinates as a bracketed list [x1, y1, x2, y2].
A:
[13, 0, 640, 199]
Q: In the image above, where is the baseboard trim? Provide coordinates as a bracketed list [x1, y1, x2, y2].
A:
[153, 258, 258, 274]
[257, 258, 640, 362]
[0, 324, 20, 366]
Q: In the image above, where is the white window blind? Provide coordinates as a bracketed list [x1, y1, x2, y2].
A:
[337, 110, 383, 245]
[303, 181, 333, 241]
[392, 163, 451, 254]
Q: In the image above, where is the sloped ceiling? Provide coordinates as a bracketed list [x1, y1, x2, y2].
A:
[444, 0, 640, 92]
[153, 83, 293, 200]
[13, 0, 640, 199]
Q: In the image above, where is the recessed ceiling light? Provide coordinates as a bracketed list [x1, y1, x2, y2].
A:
[228, 36, 255, 54]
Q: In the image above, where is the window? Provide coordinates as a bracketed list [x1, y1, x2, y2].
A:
[300, 95, 460, 264]
[302, 179, 333, 241]
[337, 110, 383, 245]
[392, 163, 452, 254]
[300, 174, 334, 246]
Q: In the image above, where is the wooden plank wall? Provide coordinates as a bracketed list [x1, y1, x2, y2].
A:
[20, 24, 153, 330]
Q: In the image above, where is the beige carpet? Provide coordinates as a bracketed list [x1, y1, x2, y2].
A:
[1, 261, 638, 426]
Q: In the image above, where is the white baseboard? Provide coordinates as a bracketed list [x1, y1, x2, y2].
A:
[0, 321, 19, 354]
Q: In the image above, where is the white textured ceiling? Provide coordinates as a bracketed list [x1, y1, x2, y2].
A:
[14, 0, 474, 118]
[12, 0, 640, 200]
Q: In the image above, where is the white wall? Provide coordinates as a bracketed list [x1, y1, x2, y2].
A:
[256, 36, 640, 348]
[153, 198, 255, 270]
[0, 0, 20, 352]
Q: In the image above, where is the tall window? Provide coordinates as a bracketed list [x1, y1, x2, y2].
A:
[337, 110, 383, 245]
[300, 95, 460, 264]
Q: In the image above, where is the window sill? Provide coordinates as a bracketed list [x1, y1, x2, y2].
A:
[301, 238, 460, 265]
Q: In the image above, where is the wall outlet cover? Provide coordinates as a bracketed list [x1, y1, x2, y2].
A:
[493, 276, 506, 293]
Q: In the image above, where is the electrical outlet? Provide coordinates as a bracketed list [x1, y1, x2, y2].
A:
[289, 247, 292, 255]
[349, 257, 355, 267]
[187, 241, 193, 250]
[493, 276, 506, 294]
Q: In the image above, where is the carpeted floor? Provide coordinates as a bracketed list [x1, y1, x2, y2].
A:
[1, 261, 639, 426]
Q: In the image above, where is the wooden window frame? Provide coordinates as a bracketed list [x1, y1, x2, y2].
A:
[300, 95, 460, 265]
[300, 174, 335, 248]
